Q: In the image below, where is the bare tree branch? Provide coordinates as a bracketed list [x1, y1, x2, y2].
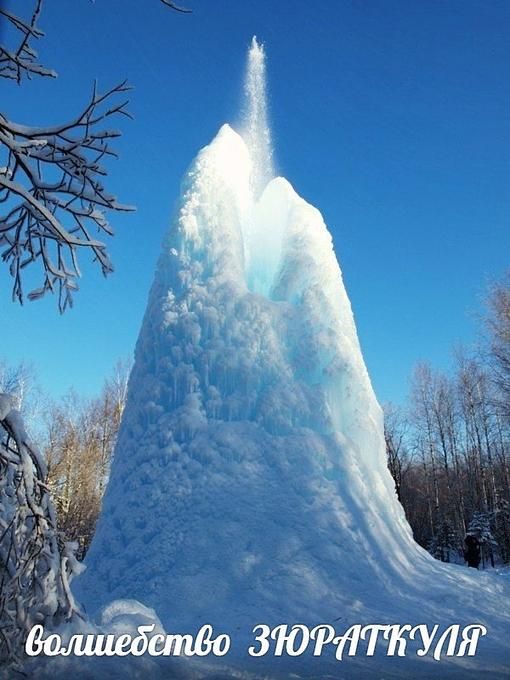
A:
[160, 0, 192, 13]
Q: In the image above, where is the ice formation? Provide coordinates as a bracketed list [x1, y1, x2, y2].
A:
[75, 39, 510, 677]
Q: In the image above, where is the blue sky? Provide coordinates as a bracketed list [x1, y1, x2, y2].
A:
[2, 0, 509, 406]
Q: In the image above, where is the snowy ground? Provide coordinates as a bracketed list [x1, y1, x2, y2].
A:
[24, 566, 510, 679]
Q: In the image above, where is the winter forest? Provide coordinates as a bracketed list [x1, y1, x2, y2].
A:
[1, 1, 510, 678]
[385, 277, 510, 567]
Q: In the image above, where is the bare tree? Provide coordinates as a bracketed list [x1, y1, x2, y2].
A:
[486, 273, 510, 418]
[45, 360, 130, 558]
[410, 364, 441, 534]
[1, 0, 190, 311]
[93, 358, 131, 495]
[0, 360, 44, 433]
[383, 402, 409, 503]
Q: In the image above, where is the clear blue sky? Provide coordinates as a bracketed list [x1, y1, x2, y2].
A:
[2, 0, 509, 406]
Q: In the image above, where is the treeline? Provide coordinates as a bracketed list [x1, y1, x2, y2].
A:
[385, 273, 510, 566]
[0, 360, 130, 559]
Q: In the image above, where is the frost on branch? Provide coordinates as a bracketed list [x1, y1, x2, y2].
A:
[0, 0, 56, 83]
[0, 82, 134, 312]
[0, 1, 135, 312]
[0, 0, 193, 311]
[0, 394, 83, 669]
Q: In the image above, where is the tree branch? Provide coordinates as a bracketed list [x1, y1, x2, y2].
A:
[160, 0, 192, 13]
[0, 83, 134, 311]
[0, 0, 56, 83]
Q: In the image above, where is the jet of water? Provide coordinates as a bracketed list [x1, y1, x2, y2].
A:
[241, 36, 274, 197]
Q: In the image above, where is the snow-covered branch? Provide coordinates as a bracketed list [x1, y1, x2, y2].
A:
[0, 0, 190, 311]
[0, 82, 134, 311]
[0, 394, 83, 669]
[0, 0, 55, 83]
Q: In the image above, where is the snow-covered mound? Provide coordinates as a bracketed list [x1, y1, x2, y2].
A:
[75, 123, 510, 677]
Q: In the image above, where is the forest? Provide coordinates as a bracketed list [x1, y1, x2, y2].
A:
[384, 273, 510, 566]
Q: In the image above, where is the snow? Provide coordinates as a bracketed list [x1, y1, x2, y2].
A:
[72, 39, 510, 678]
